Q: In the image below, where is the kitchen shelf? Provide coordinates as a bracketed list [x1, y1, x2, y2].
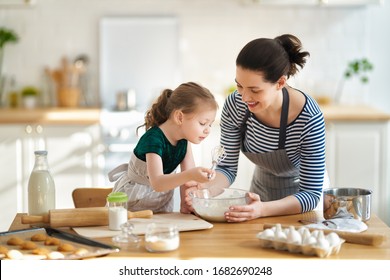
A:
[0, 108, 101, 125]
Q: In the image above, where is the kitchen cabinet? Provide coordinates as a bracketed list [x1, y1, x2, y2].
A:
[0, 123, 102, 231]
[325, 120, 390, 226]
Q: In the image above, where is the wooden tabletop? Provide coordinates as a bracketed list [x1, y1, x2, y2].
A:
[8, 211, 390, 260]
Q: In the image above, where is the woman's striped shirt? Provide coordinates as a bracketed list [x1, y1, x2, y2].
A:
[216, 90, 326, 212]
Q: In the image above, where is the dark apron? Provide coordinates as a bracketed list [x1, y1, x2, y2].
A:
[241, 88, 299, 202]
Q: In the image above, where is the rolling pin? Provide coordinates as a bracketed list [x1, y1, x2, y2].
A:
[21, 207, 153, 228]
[263, 223, 386, 246]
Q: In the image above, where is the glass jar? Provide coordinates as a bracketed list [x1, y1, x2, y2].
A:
[28, 150, 56, 215]
[107, 192, 128, 231]
[144, 223, 179, 252]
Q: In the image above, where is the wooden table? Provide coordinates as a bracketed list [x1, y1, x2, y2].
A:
[8, 211, 390, 260]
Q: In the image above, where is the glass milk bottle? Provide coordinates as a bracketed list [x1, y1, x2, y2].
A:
[107, 192, 128, 231]
[28, 150, 56, 215]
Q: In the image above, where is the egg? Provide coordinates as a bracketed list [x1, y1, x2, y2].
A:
[287, 229, 302, 244]
[303, 236, 317, 246]
[275, 230, 287, 242]
[260, 229, 275, 240]
[326, 232, 341, 246]
[297, 227, 309, 236]
[301, 229, 311, 243]
[311, 230, 320, 239]
[316, 231, 330, 250]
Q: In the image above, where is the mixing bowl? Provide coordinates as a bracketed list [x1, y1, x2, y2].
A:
[189, 188, 249, 222]
[323, 188, 372, 221]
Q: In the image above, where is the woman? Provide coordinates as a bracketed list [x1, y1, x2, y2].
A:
[202, 34, 326, 222]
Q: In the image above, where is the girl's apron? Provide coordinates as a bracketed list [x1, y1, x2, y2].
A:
[108, 153, 174, 212]
[241, 88, 300, 202]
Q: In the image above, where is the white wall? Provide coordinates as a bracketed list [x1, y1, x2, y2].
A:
[1, 0, 389, 112]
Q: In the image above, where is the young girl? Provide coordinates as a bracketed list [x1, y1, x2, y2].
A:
[108, 82, 218, 213]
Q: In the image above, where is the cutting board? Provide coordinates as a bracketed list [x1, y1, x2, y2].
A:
[73, 213, 213, 238]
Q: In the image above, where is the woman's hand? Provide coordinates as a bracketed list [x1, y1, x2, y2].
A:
[224, 192, 262, 222]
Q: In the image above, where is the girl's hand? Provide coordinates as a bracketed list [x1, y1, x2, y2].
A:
[224, 192, 262, 222]
[187, 167, 215, 183]
[180, 181, 202, 214]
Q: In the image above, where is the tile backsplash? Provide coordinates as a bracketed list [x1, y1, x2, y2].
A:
[0, 0, 389, 112]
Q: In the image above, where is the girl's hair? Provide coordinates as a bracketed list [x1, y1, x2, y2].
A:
[138, 82, 217, 132]
[236, 34, 310, 83]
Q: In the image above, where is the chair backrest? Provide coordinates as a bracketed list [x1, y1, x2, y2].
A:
[72, 187, 113, 208]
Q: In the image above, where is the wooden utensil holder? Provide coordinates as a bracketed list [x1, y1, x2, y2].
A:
[57, 87, 80, 107]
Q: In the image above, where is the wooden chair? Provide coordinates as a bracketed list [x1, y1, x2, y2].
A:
[72, 187, 113, 208]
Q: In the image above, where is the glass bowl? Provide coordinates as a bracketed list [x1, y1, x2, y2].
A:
[189, 188, 249, 222]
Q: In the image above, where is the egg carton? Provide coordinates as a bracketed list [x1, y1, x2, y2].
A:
[256, 225, 345, 258]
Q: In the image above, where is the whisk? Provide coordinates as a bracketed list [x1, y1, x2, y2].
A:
[208, 145, 226, 179]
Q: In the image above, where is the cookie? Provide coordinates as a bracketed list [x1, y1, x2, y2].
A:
[31, 233, 47, 242]
[6, 249, 23, 260]
[7, 236, 24, 246]
[44, 237, 61, 246]
[20, 241, 38, 250]
[74, 248, 89, 255]
[57, 243, 76, 252]
[47, 251, 65, 260]
[31, 247, 50, 255]
[0, 245, 9, 254]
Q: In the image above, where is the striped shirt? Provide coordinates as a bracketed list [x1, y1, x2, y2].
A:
[216, 90, 326, 212]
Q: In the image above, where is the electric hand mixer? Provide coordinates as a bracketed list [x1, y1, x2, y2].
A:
[208, 145, 226, 179]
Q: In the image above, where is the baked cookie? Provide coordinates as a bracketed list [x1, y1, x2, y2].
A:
[6, 249, 23, 260]
[7, 236, 24, 246]
[31, 233, 47, 242]
[47, 251, 65, 260]
[57, 243, 76, 252]
[31, 247, 50, 255]
[20, 241, 38, 250]
[74, 248, 89, 255]
[0, 245, 9, 254]
[44, 237, 61, 246]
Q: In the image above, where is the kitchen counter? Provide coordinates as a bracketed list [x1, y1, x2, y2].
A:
[8, 211, 390, 259]
[0, 108, 101, 125]
[320, 104, 390, 122]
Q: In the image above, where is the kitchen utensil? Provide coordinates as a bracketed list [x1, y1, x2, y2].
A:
[21, 207, 153, 228]
[323, 188, 372, 221]
[208, 145, 226, 179]
[189, 188, 249, 222]
[263, 223, 386, 246]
